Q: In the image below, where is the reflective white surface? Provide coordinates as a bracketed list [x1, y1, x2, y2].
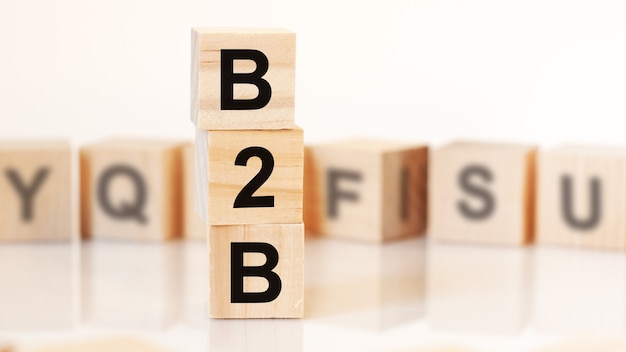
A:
[1, 237, 626, 351]
[0, 243, 76, 331]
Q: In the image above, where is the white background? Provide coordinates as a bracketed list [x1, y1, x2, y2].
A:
[2, 0, 626, 148]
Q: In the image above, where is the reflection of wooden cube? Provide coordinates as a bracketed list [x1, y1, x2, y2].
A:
[191, 28, 295, 130]
[0, 141, 71, 241]
[80, 139, 183, 240]
[429, 141, 536, 245]
[208, 320, 303, 351]
[195, 128, 303, 225]
[182, 143, 206, 240]
[209, 223, 304, 318]
[537, 146, 626, 250]
[0, 244, 74, 329]
[305, 237, 425, 330]
[427, 243, 530, 333]
[81, 242, 180, 328]
[303, 138, 427, 242]
[533, 246, 626, 333]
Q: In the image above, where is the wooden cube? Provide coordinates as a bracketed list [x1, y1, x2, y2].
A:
[191, 28, 295, 130]
[0, 140, 71, 241]
[429, 141, 536, 245]
[303, 138, 427, 242]
[24, 337, 171, 352]
[195, 128, 303, 225]
[537, 146, 626, 250]
[182, 142, 207, 240]
[209, 223, 304, 318]
[80, 139, 183, 240]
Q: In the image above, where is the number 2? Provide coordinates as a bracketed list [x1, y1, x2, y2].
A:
[233, 146, 275, 208]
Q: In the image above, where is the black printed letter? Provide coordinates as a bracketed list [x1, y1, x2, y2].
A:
[221, 49, 272, 110]
[231, 242, 282, 303]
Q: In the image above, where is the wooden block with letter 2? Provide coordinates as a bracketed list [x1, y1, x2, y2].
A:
[209, 223, 304, 318]
[191, 28, 295, 130]
[195, 127, 303, 225]
[537, 145, 626, 250]
[429, 141, 536, 245]
[0, 140, 71, 241]
[303, 138, 427, 242]
[80, 139, 183, 240]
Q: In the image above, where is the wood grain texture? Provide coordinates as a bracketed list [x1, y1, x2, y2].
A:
[182, 142, 206, 240]
[191, 28, 295, 130]
[537, 145, 626, 250]
[303, 138, 427, 242]
[195, 128, 303, 225]
[429, 141, 536, 245]
[209, 223, 304, 318]
[80, 139, 184, 241]
[0, 140, 71, 241]
[23, 337, 172, 352]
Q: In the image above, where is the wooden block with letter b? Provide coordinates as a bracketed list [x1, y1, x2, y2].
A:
[191, 28, 295, 130]
[209, 223, 304, 318]
[429, 141, 536, 245]
[195, 127, 303, 225]
[303, 138, 428, 242]
[537, 145, 626, 250]
[0, 140, 71, 241]
[80, 139, 183, 240]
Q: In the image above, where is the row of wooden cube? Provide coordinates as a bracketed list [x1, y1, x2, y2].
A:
[0, 139, 204, 241]
[306, 139, 626, 250]
[6, 137, 626, 249]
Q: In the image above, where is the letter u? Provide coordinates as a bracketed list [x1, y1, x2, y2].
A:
[561, 175, 601, 230]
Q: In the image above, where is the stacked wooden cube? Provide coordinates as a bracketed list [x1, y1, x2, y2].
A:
[191, 28, 304, 318]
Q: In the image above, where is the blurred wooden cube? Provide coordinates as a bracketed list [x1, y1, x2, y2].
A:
[0, 140, 71, 241]
[209, 223, 304, 318]
[537, 146, 626, 250]
[195, 128, 303, 225]
[182, 142, 206, 240]
[80, 139, 183, 240]
[191, 28, 295, 130]
[303, 138, 427, 242]
[429, 141, 536, 245]
[24, 337, 171, 352]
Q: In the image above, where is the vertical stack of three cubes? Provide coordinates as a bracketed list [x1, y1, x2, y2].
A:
[191, 28, 304, 318]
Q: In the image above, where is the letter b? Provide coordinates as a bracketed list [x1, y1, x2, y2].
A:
[231, 242, 282, 303]
[221, 49, 272, 110]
